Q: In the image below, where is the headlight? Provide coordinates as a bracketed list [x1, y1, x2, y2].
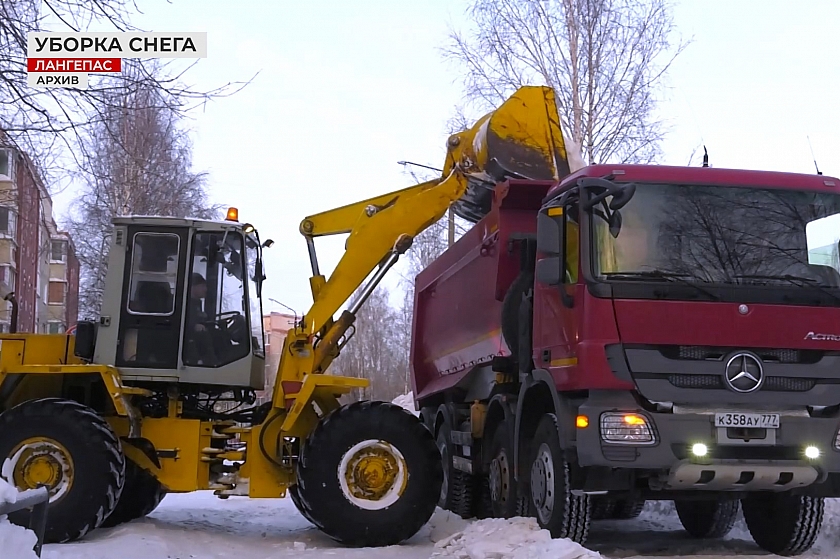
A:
[834, 428, 840, 450]
[600, 412, 655, 444]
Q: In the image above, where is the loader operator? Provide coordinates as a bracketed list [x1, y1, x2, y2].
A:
[185, 272, 216, 366]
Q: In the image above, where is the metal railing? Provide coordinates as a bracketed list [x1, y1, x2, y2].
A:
[0, 486, 50, 557]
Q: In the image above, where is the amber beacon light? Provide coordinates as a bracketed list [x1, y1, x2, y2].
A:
[226, 207, 239, 221]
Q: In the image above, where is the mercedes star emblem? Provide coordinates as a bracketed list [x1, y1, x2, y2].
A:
[723, 352, 764, 393]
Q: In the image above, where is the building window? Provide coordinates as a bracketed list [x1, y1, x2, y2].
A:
[47, 322, 64, 334]
[48, 281, 66, 305]
[0, 207, 16, 237]
[0, 265, 14, 291]
[0, 150, 12, 179]
[50, 240, 66, 263]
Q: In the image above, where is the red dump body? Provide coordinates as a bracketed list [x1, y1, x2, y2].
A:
[410, 164, 840, 403]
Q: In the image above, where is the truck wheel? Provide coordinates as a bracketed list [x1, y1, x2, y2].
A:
[612, 498, 646, 519]
[436, 422, 476, 518]
[590, 496, 616, 520]
[0, 398, 125, 543]
[488, 420, 517, 518]
[741, 493, 824, 556]
[675, 499, 739, 538]
[295, 400, 442, 547]
[529, 413, 590, 543]
[101, 459, 166, 528]
[501, 270, 533, 359]
[475, 474, 494, 519]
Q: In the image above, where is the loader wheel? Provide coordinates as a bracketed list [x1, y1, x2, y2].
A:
[100, 459, 166, 527]
[488, 420, 517, 518]
[0, 398, 125, 543]
[675, 499, 739, 539]
[289, 484, 321, 528]
[741, 493, 824, 556]
[529, 413, 590, 543]
[436, 422, 476, 518]
[296, 400, 442, 547]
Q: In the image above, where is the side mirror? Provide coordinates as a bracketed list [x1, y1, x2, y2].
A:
[537, 208, 563, 255]
[609, 183, 636, 210]
[535, 256, 562, 286]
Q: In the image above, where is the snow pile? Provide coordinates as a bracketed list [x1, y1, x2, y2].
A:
[391, 392, 419, 415]
[0, 474, 38, 559]
[430, 517, 603, 559]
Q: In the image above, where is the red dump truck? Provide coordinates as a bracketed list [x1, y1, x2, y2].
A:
[411, 160, 840, 556]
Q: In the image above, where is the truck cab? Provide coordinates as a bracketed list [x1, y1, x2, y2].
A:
[412, 163, 840, 556]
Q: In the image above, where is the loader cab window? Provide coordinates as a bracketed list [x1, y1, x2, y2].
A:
[127, 233, 179, 316]
[183, 230, 251, 368]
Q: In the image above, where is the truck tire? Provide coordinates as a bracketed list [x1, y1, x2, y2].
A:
[590, 496, 616, 520]
[475, 474, 494, 519]
[528, 413, 590, 543]
[675, 499, 739, 538]
[0, 398, 125, 543]
[501, 270, 533, 359]
[295, 400, 442, 547]
[436, 422, 476, 518]
[741, 493, 824, 556]
[488, 420, 517, 518]
[101, 459, 166, 527]
[612, 498, 646, 519]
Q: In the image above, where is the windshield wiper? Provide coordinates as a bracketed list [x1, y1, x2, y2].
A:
[601, 270, 720, 301]
[733, 273, 840, 304]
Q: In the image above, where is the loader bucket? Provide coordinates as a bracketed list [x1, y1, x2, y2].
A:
[445, 86, 573, 222]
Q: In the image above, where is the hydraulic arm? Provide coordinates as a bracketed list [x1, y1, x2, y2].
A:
[269, 85, 573, 420]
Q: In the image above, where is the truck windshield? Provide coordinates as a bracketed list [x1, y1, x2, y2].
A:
[591, 183, 840, 293]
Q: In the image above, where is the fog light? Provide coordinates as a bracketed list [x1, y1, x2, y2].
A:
[805, 446, 821, 460]
[691, 443, 708, 457]
[600, 412, 654, 444]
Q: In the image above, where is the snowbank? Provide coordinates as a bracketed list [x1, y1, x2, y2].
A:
[391, 392, 419, 415]
[0, 474, 38, 559]
[431, 517, 602, 559]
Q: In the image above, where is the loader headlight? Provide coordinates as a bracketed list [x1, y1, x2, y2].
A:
[600, 412, 655, 445]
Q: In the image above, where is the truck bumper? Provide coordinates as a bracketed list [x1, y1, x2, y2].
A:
[575, 391, 840, 492]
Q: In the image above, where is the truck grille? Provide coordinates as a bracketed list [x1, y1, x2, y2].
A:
[665, 345, 818, 364]
[668, 374, 815, 392]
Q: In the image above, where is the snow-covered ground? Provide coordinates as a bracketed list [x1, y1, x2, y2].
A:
[2, 493, 831, 559]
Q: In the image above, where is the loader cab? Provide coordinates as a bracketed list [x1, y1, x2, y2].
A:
[80, 214, 267, 390]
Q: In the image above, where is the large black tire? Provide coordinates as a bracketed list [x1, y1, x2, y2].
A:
[0, 398, 125, 543]
[528, 413, 590, 543]
[101, 459, 166, 528]
[436, 422, 476, 518]
[741, 493, 824, 556]
[295, 401, 442, 547]
[590, 496, 616, 520]
[675, 499, 739, 539]
[488, 420, 517, 518]
[474, 474, 494, 519]
[501, 270, 533, 359]
[612, 498, 646, 519]
[289, 484, 321, 528]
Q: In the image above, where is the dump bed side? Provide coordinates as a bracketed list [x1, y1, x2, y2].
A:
[410, 180, 555, 403]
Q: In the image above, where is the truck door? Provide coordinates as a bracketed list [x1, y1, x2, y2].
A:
[116, 227, 188, 370]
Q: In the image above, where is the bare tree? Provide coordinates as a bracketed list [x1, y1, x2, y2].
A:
[333, 286, 406, 402]
[68, 62, 220, 318]
[0, 0, 248, 191]
[444, 0, 688, 165]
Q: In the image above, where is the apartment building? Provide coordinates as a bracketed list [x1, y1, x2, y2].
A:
[0, 146, 79, 334]
[256, 311, 297, 403]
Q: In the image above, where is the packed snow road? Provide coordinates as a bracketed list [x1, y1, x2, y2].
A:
[20, 492, 840, 559]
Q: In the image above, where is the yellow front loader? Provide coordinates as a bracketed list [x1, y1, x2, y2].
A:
[0, 86, 571, 545]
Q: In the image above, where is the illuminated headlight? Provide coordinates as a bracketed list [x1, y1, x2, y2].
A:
[805, 446, 821, 460]
[600, 412, 655, 444]
[835, 429, 840, 450]
[691, 443, 708, 457]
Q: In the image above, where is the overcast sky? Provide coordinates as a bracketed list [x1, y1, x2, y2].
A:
[55, 0, 840, 314]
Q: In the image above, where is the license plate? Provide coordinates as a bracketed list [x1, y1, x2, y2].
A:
[714, 412, 780, 429]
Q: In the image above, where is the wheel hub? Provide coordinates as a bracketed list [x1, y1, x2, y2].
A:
[338, 439, 408, 511]
[489, 452, 510, 504]
[9, 437, 74, 503]
[530, 443, 555, 523]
